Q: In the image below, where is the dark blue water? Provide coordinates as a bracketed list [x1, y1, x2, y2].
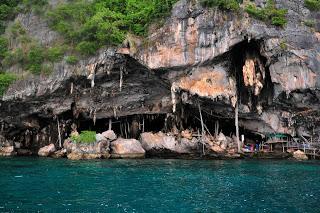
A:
[0, 158, 319, 212]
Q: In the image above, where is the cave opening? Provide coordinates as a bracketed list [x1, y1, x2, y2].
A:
[74, 114, 167, 139]
[231, 39, 274, 112]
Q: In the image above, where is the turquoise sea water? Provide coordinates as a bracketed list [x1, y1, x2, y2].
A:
[0, 158, 319, 212]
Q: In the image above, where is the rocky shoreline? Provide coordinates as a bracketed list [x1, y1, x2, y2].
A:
[0, 130, 311, 161]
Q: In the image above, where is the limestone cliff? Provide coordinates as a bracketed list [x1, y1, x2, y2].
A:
[0, 0, 319, 151]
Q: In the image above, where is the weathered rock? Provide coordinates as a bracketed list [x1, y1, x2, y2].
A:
[211, 144, 225, 154]
[64, 140, 110, 160]
[140, 132, 198, 154]
[67, 152, 103, 160]
[0, 0, 319, 154]
[0, 146, 17, 157]
[181, 129, 193, 140]
[102, 130, 117, 141]
[96, 133, 106, 142]
[110, 138, 145, 158]
[293, 150, 308, 160]
[52, 149, 67, 158]
[38, 144, 56, 157]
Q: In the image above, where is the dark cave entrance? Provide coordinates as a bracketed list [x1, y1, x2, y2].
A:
[75, 114, 167, 139]
[231, 39, 274, 112]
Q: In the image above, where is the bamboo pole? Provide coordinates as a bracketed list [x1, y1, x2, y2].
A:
[198, 103, 205, 155]
[57, 117, 62, 148]
[142, 117, 145, 133]
[109, 118, 112, 130]
[235, 102, 241, 153]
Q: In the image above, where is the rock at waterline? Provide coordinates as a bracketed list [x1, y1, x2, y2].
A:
[0, 146, 17, 156]
[38, 144, 56, 157]
[64, 140, 110, 160]
[51, 149, 67, 158]
[110, 138, 145, 159]
[140, 132, 198, 155]
[293, 150, 308, 160]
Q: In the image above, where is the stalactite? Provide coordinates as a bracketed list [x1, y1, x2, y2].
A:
[171, 83, 178, 113]
[119, 66, 125, 92]
[93, 109, 96, 126]
[70, 82, 74, 95]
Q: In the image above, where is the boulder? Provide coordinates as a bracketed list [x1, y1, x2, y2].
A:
[217, 132, 227, 142]
[140, 132, 198, 154]
[96, 133, 106, 142]
[38, 144, 56, 157]
[111, 138, 145, 158]
[64, 139, 110, 160]
[52, 149, 67, 158]
[0, 146, 17, 156]
[181, 130, 193, 140]
[67, 152, 103, 160]
[293, 150, 308, 160]
[102, 130, 117, 141]
[211, 144, 224, 153]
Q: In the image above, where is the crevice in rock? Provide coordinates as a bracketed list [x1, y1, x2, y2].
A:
[230, 39, 274, 113]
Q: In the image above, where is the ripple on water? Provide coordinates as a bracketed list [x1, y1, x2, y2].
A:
[0, 157, 319, 212]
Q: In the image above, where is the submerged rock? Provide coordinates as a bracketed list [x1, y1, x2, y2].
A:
[38, 144, 56, 157]
[293, 150, 308, 160]
[110, 138, 145, 159]
[0, 146, 17, 157]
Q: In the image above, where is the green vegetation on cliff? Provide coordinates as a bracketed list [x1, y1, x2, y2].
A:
[71, 131, 97, 144]
[244, 0, 287, 27]
[200, 0, 241, 11]
[305, 0, 320, 11]
[201, 0, 287, 27]
[47, 0, 178, 55]
[0, 73, 16, 96]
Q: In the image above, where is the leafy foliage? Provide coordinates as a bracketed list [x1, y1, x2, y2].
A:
[305, 0, 320, 11]
[27, 46, 45, 74]
[66, 55, 79, 65]
[245, 0, 287, 27]
[71, 131, 96, 143]
[200, 0, 241, 11]
[0, 37, 8, 59]
[0, 73, 16, 96]
[0, 0, 22, 34]
[47, 0, 178, 55]
[47, 46, 65, 62]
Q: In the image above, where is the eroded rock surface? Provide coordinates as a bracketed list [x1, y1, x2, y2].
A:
[38, 144, 56, 157]
[140, 132, 198, 155]
[64, 140, 110, 160]
[110, 138, 145, 159]
[0, 0, 319, 154]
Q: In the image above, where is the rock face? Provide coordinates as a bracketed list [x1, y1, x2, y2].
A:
[110, 138, 145, 158]
[0, 0, 319, 152]
[38, 144, 56, 157]
[64, 140, 110, 160]
[293, 150, 308, 160]
[0, 146, 17, 157]
[140, 132, 198, 155]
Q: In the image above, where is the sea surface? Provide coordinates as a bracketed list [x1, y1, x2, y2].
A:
[0, 157, 319, 212]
